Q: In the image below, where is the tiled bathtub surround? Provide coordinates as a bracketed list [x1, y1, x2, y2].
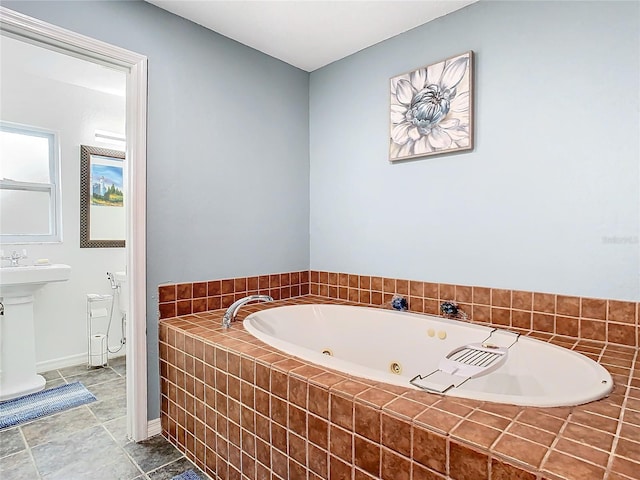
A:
[159, 270, 638, 347]
[159, 296, 640, 480]
[158, 271, 310, 319]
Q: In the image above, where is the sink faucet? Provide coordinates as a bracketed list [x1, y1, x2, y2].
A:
[222, 294, 273, 328]
[1, 249, 27, 267]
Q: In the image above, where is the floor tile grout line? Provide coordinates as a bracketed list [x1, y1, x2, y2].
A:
[18, 425, 43, 479]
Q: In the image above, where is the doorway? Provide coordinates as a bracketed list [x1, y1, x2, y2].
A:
[0, 7, 149, 441]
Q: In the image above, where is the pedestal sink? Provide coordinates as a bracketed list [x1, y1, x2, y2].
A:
[0, 264, 71, 401]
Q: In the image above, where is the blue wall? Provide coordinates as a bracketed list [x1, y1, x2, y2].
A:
[3, 0, 310, 420]
[310, 1, 639, 302]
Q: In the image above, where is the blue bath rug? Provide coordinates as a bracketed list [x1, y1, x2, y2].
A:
[172, 470, 202, 480]
[0, 381, 96, 429]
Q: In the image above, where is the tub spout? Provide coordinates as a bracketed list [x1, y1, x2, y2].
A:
[222, 294, 273, 328]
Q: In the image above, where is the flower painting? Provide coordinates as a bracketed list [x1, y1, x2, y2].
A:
[389, 51, 473, 161]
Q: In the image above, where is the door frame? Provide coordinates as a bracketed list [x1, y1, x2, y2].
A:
[0, 6, 149, 441]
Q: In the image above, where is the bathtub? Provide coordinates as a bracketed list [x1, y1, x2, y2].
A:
[244, 304, 613, 407]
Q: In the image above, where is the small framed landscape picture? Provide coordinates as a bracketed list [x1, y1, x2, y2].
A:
[389, 51, 473, 162]
[80, 145, 125, 248]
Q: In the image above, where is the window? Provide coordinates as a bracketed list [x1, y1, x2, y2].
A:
[0, 122, 62, 243]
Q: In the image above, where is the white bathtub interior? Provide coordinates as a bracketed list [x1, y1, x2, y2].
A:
[244, 304, 613, 407]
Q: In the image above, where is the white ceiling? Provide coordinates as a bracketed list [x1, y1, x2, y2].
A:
[146, 0, 477, 72]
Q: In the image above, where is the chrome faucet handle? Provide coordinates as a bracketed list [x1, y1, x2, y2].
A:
[1, 249, 27, 266]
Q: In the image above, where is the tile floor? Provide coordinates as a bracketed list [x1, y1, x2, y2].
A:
[0, 356, 209, 480]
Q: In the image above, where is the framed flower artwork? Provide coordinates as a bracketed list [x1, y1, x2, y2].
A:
[389, 51, 473, 161]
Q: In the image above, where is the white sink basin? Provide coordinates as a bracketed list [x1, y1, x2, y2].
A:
[0, 264, 71, 298]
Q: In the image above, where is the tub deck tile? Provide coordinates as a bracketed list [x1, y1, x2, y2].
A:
[158, 294, 640, 480]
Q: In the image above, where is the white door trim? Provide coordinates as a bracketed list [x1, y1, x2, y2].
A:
[0, 6, 149, 442]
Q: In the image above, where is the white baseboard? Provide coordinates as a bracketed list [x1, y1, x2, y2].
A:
[36, 351, 126, 373]
[147, 418, 162, 437]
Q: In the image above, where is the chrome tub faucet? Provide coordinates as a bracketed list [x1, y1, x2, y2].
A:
[222, 294, 273, 328]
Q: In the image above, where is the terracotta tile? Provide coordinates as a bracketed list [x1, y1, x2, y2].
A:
[329, 455, 353, 479]
[381, 413, 411, 457]
[410, 297, 424, 313]
[383, 398, 427, 420]
[410, 281, 424, 297]
[543, 451, 605, 480]
[490, 459, 536, 480]
[556, 315, 579, 337]
[380, 277, 394, 293]
[159, 303, 176, 319]
[308, 443, 327, 477]
[221, 279, 234, 295]
[610, 455, 640, 479]
[411, 462, 447, 480]
[608, 300, 637, 324]
[570, 410, 618, 434]
[330, 393, 354, 430]
[424, 282, 439, 298]
[288, 376, 307, 409]
[581, 297, 607, 320]
[533, 313, 554, 333]
[354, 403, 380, 442]
[581, 319, 606, 341]
[176, 300, 192, 316]
[467, 411, 510, 430]
[509, 290, 532, 311]
[353, 471, 377, 480]
[512, 310, 532, 329]
[533, 292, 556, 313]
[308, 414, 328, 448]
[381, 447, 410, 480]
[506, 422, 555, 447]
[456, 285, 473, 303]
[414, 408, 462, 434]
[412, 426, 446, 474]
[177, 283, 193, 300]
[348, 288, 359, 302]
[397, 279, 409, 295]
[329, 425, 352, 462]
[473, 286, 491, 305]
[424, 299, 439, 315]
[371, 292, 383, 305]
[192, 282, 207, 298]
[473, 305, 491, 323]
[207, 280, 222, 297]
[289, 404, 307, 437]
[494, 434, 546, 468]
[555, 438, 609, 467]
[615, 438, 640, 463]
[491, 308, 511, 326]
[432, 399, 474, 418]
[360, 275, 371, 289]
[439, 283, 455, 301]
[491, 289, 511, 308]
[451, 421, 501, 448]
[356, 388, 396, 408]
[268, 274, 280, 288]
[608, 323, 637, 346]
[354, 438, 380, 477]
[207, 297, 221, 311]
[333, 379, 370, 398]
[309, 384, 329, 419]
[159, 285, 177, 302]
[479, 402, 521, 420]
[556, 295, 580, 317]
[359, 290, 371, 304]
[371, 276, 383, 291]
[449, 441, 488, 480]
